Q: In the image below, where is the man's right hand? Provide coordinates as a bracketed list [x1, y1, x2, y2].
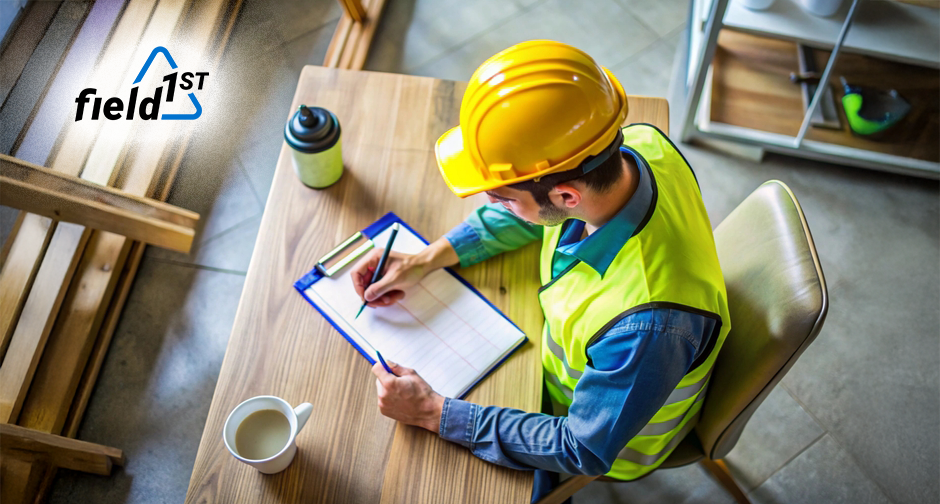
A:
[351, 249, 428, 308]
[350, 236, 461, 309]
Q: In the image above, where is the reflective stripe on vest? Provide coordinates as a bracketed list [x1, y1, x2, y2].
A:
[537, 124, 731, 481]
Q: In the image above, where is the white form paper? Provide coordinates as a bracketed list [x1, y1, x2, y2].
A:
[303, 224, 526, 399]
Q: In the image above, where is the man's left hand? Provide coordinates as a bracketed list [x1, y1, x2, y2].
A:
[372, 361, 445, 433]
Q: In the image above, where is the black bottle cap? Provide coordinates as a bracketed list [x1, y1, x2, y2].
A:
[285, 105, 341, 153]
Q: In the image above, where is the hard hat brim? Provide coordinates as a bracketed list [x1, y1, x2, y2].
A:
[435, 125, 494, 198]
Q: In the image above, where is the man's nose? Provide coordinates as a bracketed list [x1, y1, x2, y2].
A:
[486, 195, 497, 204]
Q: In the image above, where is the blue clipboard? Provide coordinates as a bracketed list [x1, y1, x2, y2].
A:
[293, 212, 527, 399]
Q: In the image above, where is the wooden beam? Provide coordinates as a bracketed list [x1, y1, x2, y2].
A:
[324, 0, 388, 70]
[0, 215, 54, 362]
[0, 424, 124, 476]
[338, 0, 367, 23]
[350, 0, 390, 70]
[323, 10, 354, 68]
[0, 155, 199, 253]
[0, 222, 89, 424]
[0, 455, 49, 504]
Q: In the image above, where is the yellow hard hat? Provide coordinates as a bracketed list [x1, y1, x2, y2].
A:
[435, 40, 629, 198]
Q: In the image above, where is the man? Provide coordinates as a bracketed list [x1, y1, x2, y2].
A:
[351, 40, 730, 500]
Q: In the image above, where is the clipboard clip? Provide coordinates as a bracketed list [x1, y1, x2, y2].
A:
[315, 231, 374, 277]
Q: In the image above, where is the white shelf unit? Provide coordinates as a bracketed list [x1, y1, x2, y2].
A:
[680, 0, 940, 178]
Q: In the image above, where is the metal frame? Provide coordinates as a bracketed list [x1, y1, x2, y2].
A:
[679, 0, 940, 179]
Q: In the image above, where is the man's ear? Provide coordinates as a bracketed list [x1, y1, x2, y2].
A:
[551, 182, 582, 209]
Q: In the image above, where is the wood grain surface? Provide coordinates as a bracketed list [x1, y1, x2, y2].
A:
[0, 423, 124, 476]
[186, 66, 669, 504]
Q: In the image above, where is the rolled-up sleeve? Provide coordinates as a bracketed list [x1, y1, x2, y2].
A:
[437, 308, 714, 475]
[444, 203, 543, 267]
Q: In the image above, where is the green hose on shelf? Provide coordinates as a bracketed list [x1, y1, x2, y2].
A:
[840, 76, 911, 136]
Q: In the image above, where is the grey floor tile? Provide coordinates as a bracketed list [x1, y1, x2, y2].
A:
[574, 463, 734, 504]
[750, 434, 893, 504]
[237, 130, 287, 206]
[161, 150, 262, 243]
[246, 0, 342, 47]
[617, 0, 692, 37]
[364, 0, 523, 74]
[284, 18, 339, 72]
[611, 24, 685, 98]
[410, 0, 658, 82]
[723, 386, 826, 490]
[48, 259, 245, 504]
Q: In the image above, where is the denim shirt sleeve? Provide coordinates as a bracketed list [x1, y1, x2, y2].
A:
[438, 308, 717, 475]
[444, 202, 543, 268]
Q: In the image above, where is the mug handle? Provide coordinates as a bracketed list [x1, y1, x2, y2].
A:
[294, 403, 313, 432]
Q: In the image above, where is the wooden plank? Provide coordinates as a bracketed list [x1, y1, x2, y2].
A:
[0, 154, 198, 252]
[0, 423, 124, 476]
[339, 0, 367, 23]
[0, 1, 61, 108]
[349, 0, 389, 70]
[0, 454, 49, 504]
[0, 214, 54, 361]
[337, 1, 367, 70]
[325, 0, 387, 70]
[62, 241, 142, 438]
[0, 222, 89, 423]
[324, 11, 354, 68]
[0, 1, 91, 154]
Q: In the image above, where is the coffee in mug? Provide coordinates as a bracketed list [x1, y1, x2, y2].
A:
[223, 396, 313, 474]
[235, 409, 291, 460]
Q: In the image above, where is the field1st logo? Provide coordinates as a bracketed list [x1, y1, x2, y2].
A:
[75, 46, 208, 121]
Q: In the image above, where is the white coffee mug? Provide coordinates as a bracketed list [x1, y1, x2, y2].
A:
[223, 395, 313, 474]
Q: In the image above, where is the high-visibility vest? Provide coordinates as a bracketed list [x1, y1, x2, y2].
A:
[539, 124, 730, 480]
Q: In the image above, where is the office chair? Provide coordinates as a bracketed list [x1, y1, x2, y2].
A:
[537, 180, 830, 504]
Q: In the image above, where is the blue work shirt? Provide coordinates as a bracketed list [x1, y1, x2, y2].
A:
[439, 148, 717, 477]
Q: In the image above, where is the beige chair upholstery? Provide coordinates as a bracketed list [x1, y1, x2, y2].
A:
[537, 180, 829, 504]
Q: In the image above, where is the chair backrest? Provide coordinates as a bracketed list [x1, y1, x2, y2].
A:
[695, 180, 829, 460]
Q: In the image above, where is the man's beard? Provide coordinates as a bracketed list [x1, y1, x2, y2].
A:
[537, 202, 569, 227]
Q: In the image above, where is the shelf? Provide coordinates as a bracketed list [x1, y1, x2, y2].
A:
[706, 31, 939, 166]
[723, 0, 940, 69]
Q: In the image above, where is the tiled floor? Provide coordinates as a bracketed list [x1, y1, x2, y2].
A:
[0, 0, 932, 502]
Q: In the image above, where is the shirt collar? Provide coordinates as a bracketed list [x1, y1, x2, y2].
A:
[555, 147, 654, 277]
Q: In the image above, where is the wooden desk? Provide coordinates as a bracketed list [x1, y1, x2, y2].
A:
[185, 66, 668, 504]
